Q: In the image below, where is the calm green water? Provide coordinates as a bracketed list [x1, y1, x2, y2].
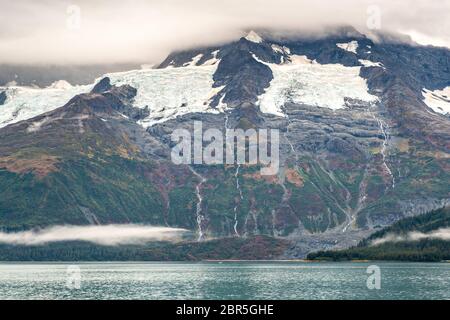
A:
[0, 262, 448, 300]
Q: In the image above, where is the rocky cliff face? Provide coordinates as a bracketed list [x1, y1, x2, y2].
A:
[0, 91, 6, 105]
[0, 28, 449, 257]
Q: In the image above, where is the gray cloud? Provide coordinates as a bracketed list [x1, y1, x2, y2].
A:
[0, 225, 188, 246]
[0, 0, 449, 65]
[371, 227, 450, 246]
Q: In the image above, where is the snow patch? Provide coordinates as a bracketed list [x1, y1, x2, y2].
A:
[271, 44, 284, 54]
[183, 54, 204, 67]
[258, 55, 378, 116]
[27, 117, 51, 133]
[336, 41, 359, 54]
[48, 80, 73, 90]
[245, 30, 263, 43]
[251, 53, 266, 65]
[359, 59, 384, 68]
[271, 45, 291, 56]
[423, 87, 450, 115]
[271, 45, 293, 63]
[202, 50, 220, 66]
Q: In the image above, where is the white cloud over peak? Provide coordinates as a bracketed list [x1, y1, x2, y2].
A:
[0, 0, 449, 65]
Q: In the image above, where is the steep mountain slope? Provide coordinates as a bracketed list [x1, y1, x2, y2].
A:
[0, 28, 449, 257]
[0, 81, 195, 230]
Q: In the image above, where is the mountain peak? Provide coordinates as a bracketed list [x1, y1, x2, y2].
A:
[244, 30, 263, 43]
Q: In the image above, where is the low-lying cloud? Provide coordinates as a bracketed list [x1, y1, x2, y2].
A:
[0, 0, 449, 65]
[371, 228, 450, 246]
[0, 225, 188, 246]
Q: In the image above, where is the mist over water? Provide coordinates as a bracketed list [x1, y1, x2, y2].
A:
[0, 225, 188, 246]
[371, 228, 450, 246]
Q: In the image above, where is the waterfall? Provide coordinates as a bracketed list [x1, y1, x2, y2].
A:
[189, 166, 207, 241]
[233, 164, 244, 236]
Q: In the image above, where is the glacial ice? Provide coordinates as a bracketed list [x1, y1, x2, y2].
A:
[258, 55, 379, 116]
[106, 64, 225, 127]
[0, 48, 380, 129]
[0, 82, 91, 128]
[0, 63, 225, 129]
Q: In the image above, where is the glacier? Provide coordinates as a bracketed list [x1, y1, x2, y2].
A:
[0, 49, 380, 129]
[258, 54, 379, 116]
[106, 64, 225, 127]
[0, 64, 225, 129]
[0, 81, 92, 128]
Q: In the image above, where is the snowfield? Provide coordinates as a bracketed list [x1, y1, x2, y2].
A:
[1, 50, 380, 128]
[258, 55, 379, 116]
[0, 64, 225, 129]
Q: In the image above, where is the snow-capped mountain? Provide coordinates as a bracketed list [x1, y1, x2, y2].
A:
[0, 27, 449, 257]
[2, 29, 448, 129]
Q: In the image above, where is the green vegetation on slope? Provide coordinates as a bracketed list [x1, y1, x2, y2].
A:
[0, 156, 167, 231]
[0, 236, 288, 261]
[308, 206, 450, 262]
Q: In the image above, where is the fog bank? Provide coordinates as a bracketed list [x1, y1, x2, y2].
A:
[371, 228, 450, 246]
[0, 225, 188, 246]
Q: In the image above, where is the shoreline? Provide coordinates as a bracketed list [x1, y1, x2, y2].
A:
[0, 259, 447, 264]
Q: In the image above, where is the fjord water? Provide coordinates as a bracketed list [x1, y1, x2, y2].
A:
[0, 262, 448, 300]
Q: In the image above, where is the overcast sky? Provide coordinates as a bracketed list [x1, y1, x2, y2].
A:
[1, 0, 449, 65]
